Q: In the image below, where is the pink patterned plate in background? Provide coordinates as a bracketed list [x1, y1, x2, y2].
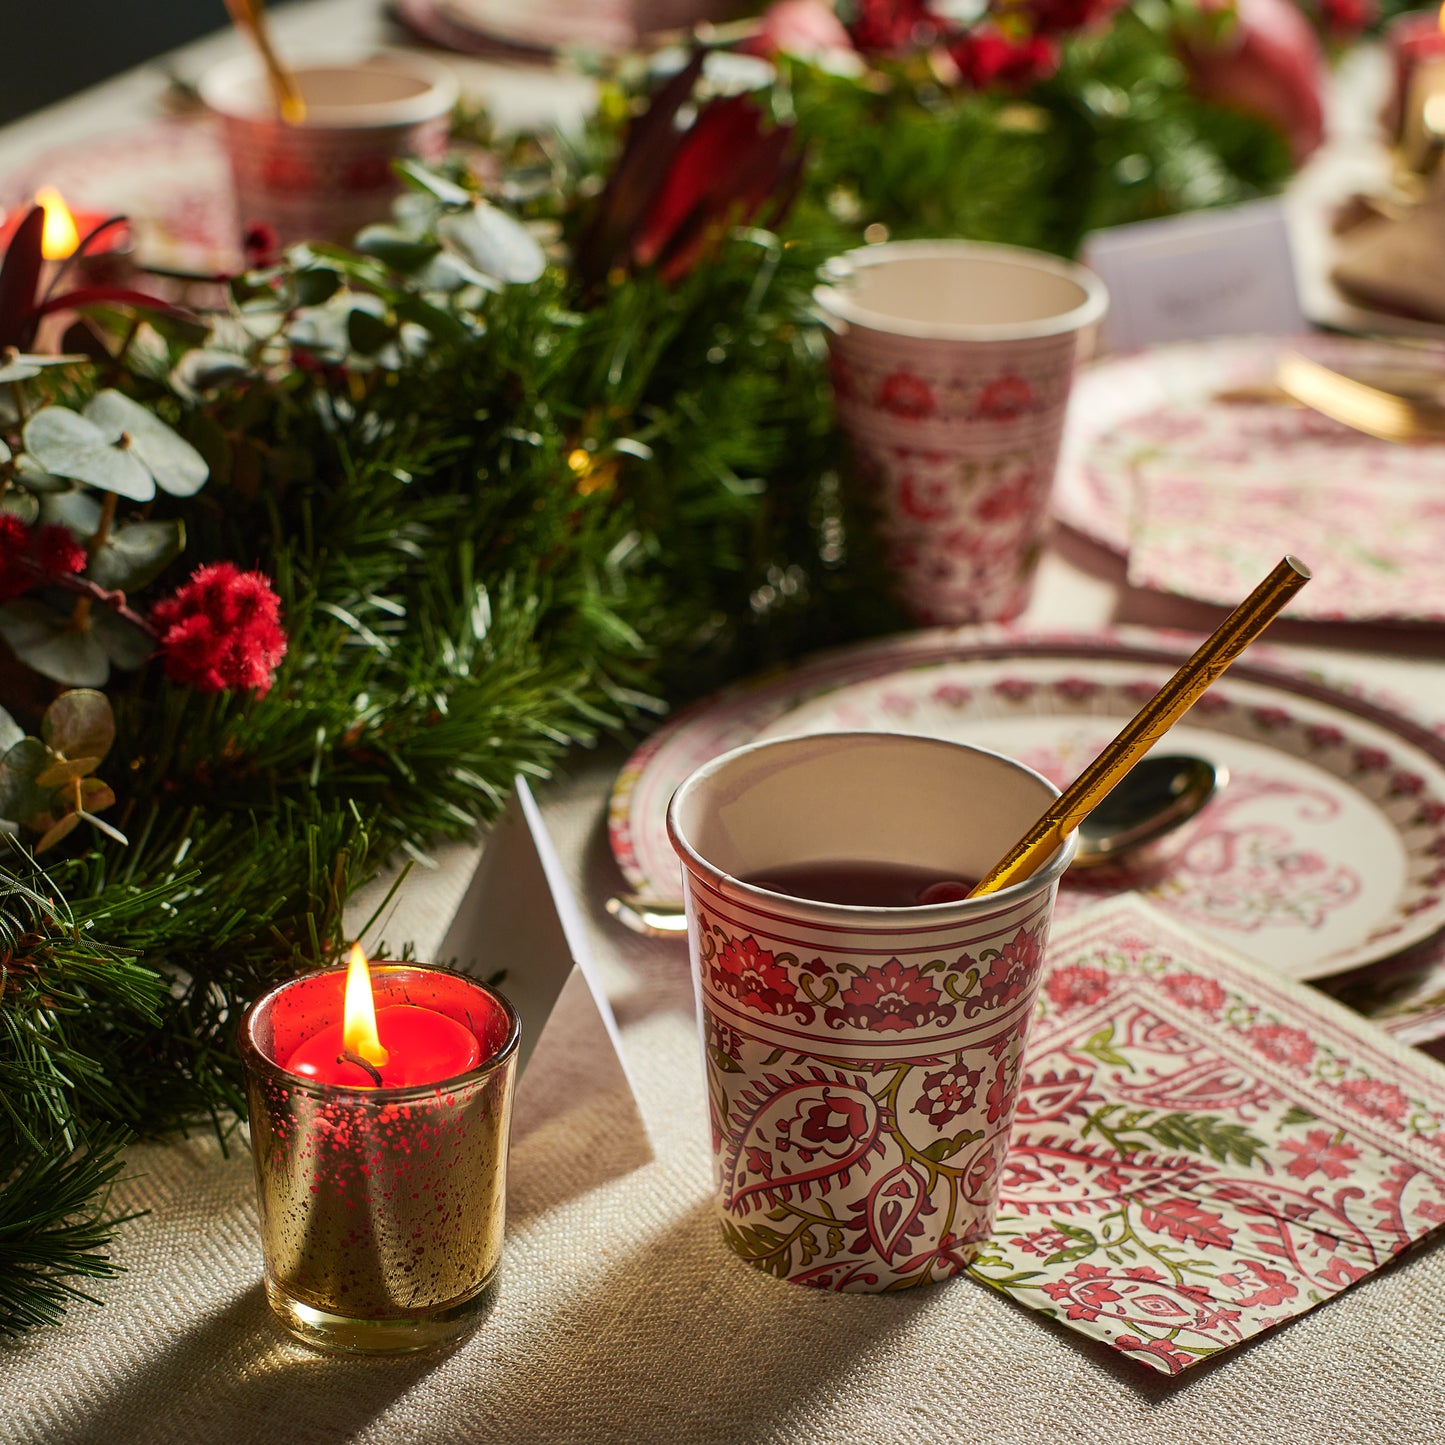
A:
[1052, 334, 1445, 624]
[609, 630, 1445, 982]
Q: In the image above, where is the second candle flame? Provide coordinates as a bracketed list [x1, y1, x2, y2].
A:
[343, 943, 390, 1068]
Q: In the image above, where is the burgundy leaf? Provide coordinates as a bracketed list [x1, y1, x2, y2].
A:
[0, 206, 46, 350]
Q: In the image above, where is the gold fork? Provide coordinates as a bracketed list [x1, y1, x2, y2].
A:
[1275, 351, 1445, 443]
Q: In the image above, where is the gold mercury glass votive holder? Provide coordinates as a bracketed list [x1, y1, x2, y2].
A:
[239, 964, 520, 1355]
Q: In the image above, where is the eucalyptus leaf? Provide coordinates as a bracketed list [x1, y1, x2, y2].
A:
[13, 453, 74, 493]
[347, 306, 395, 355]
[37, 487, 103, 534]
[172, 349, 252, 396]
[0, 705, 23, 756]
[293, 267, 342, 307]
[35, 812, 80, 853]
[88, 518, 186, 592]
[438, 205, 546, 285]
[0, 491, 38, 524]
[0, 738, 54, 823]
[0, 351, 86, 385]
[83, 390, 209, 498]
[0, 437, 9, 463]
[23, 406, 154, 502]
[92, 604, 156, 670]
[415, 249, 502, 295]
[12, 625, 110, 688]
[395, 161, 473, 208]
[42, 688, 115, 764]
[355, 225, 441, 272]
[36, 757, 101, 787]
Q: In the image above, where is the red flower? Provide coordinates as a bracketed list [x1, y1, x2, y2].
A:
[242, 221, 281, 270]
[1248, 1022, 1315, 1068]
[798, 1093, 871, 1147]
[1043, 963, 1112, 1012]
[0, 514, 33, 601]
[711, 934, 799, 1014]
[1025, 0, 1125, 33]
[847, 0, 942, 55]
[1218, 1260, 1297, 1308]
[915, 1060, 983, 1125]
[976, 374, 1035, 420]
[1317, 0, 1374, 42]
[150, 562, 287, 694]
[1159, 972, 1227, 1016]
[827, 957, 952, 1031]
[875, 371, 936, 420]
[34, 525, 86, 578]
[632, 94, 800, 286]
[0, 518, 87, 601]
[949, 28, 1060, 90]
[1113, 1334, 1193, 1374]
[1332, 1078, 1410, 1125]
[1041, 1262, 1121, 1320]
[1280, 1128, 1362, 1180]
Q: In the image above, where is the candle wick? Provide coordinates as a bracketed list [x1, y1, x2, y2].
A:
[340, 1050, 384, 1087]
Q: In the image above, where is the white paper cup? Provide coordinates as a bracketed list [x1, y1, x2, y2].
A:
[815, 240, 1107, 626]
[200, 52, 458, 248]
[668, 731, 1076, 1291]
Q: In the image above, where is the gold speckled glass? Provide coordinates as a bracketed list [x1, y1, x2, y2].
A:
[239, 964, 520, 1355]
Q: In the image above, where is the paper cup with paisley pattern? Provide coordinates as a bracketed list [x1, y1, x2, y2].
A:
[201, 52, 457, 249]
[816, 240, 1107, 626]
[667, 731, 1076, 1292]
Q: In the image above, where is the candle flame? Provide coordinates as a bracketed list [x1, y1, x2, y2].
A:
[34, 187, 80, 261]
[342, 943, 389, 1068]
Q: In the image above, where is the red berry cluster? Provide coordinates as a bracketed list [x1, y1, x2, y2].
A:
[150, 562, 288, 694]
[0, 515, 88, 602]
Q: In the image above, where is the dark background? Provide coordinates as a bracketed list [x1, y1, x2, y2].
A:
[0, 1, 290, 126]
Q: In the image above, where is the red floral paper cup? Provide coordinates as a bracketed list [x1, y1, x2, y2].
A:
[816, 240, 1107, 626]
[200, 52, 458, 248]
[667, 732, 1076, 1292]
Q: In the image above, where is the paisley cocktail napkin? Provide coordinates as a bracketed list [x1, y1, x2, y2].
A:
[970, 894, 1445, 1374]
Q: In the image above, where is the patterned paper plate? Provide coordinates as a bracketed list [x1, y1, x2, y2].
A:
[609, 629, 1445, 981]
[1052, 334, 1445, 624]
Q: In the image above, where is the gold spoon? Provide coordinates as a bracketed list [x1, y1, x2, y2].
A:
[224, 0, 307, 124]
[969, 555, 1311, 896]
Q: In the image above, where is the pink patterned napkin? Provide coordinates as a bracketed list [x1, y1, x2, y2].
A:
[971, 894, 1445, 1374]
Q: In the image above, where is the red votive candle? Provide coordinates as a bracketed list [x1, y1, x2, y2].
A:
[239, 951, 520, 1355]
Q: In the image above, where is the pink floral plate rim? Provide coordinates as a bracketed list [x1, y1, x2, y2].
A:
[752, 655, 1445, 981]
[609, 626, 1445, 979]
[1051, 332, 1445, 575]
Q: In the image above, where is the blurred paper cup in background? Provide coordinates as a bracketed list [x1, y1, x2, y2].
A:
[667, 732, 1076, 1292]
[201, 52, 458, 249]
[815, 240, 1107, 627]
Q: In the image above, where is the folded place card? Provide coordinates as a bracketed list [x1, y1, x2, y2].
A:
[1082, 198, 1304, 353]
[970, 893, 1445, 1374]
[351, 779, 651, 1173]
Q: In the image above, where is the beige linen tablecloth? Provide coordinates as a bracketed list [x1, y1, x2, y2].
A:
[6, 705, 1445, 1444]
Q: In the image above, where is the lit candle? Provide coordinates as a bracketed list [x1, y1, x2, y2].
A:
[0, 188, 130, 260]
[282, 943, 483, 1087]
[239, 955, 520, 1353]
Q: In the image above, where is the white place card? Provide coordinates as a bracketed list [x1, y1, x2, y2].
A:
[348, 779, 651, 1177]
[1083, 197, 1304, 352]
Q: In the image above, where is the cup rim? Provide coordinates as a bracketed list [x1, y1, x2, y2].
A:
[813, 238, 1108, 342]
[238, 961, 521, 1101]
[666, 731, 1078, 915]
[199, 50, 460, 128]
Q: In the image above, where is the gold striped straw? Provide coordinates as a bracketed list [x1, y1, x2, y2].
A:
[969, 555, 1312, 897]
